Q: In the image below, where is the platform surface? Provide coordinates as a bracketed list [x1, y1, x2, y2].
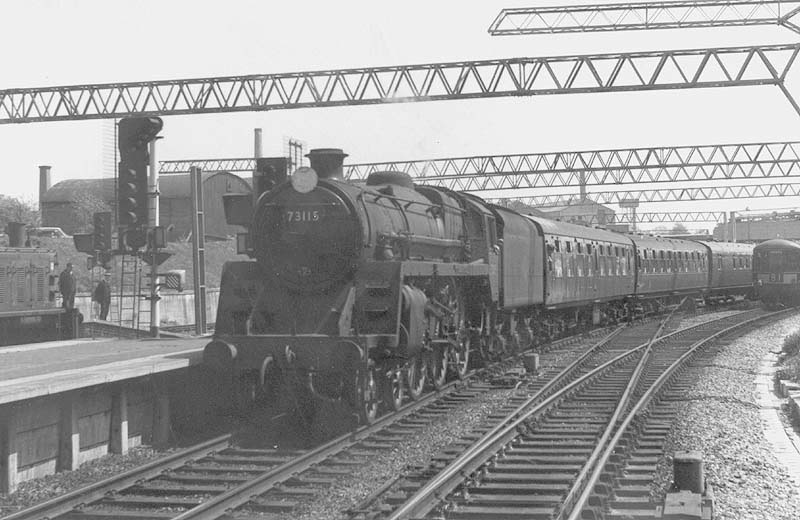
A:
[0, 336, 208, 404]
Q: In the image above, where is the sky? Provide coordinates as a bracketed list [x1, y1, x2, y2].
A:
[3, 0, 800, 231]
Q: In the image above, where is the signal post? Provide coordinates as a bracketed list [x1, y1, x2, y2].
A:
[117, 117, 164, 336]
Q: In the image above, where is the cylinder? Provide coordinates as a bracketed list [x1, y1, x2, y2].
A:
[306, 148, 348, 180]
[673, 451, 704, 493]
[7, 222, 26, 248]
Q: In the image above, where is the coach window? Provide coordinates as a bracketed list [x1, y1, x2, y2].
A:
[608, 246, 619, 276]
[599, 248, 606, 276]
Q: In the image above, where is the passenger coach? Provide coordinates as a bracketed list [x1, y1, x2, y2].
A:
[754, 238, 800, 306]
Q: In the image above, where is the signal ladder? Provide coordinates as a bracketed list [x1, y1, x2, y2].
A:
[111, 253, 150, 334]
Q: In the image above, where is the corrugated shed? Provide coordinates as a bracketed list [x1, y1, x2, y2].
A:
[41, 178, 116, 203]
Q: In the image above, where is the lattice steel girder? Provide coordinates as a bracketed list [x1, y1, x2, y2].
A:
[2, 43, 800, 123]
[343, 141, 800, 190]
[493, 182, 800, 205]
[159, 158, 255, 174]
[489, 0, 800, 35]
[609, 211, 726, 223]
[162, 141, 800, 188]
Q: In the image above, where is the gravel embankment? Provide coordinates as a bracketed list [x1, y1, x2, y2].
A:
[0, 446, 169, 515]
[653, 313, 800, 520]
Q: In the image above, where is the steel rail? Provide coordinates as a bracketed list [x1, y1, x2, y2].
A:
[4, 434, 232, 520]
[386, 308, 758, 520]
[565, 307, 794, 520]
[556, 298, 686, 518]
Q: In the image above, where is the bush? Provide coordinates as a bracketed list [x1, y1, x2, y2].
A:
[783, 330, 800, 357]
[778, 357, 800, 384]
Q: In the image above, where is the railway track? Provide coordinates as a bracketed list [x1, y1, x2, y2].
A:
[6, 322, 620, 520]
[359, 306, 788, 520]
[7, 307, 751, 520]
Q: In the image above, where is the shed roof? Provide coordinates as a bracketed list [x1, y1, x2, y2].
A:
[42, 172, 250, 203]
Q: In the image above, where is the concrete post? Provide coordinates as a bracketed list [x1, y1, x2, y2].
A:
[152, 391, 170, 448]
[0, 406, 19, 494]
[110, 385, 129, 455]
[57, 393, 80, 471]
[673, 451, 704, 493]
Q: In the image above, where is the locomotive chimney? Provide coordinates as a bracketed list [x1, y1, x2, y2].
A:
[306, 148, 348, 181]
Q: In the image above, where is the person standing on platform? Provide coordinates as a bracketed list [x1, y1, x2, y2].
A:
[93, 273, 112, 320]
[58, 262, 76, 310]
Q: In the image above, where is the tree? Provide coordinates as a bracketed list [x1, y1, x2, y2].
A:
[671, 223, 689, 234]
[0, 195, 40, 231]
[69, 191, 111, 233]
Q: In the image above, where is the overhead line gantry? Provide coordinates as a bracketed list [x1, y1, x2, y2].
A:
[159, 140, 800, 191]
[496, 181, 800, 206]
[2, 43, 800, 123]
[489, 0, 800, 35]
[606, 211, 726, 223]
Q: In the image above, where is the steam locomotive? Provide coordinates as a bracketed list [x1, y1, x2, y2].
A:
[205, 148, 754, 424]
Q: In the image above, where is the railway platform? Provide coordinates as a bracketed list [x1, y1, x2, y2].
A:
[0, 335, 230, 494]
